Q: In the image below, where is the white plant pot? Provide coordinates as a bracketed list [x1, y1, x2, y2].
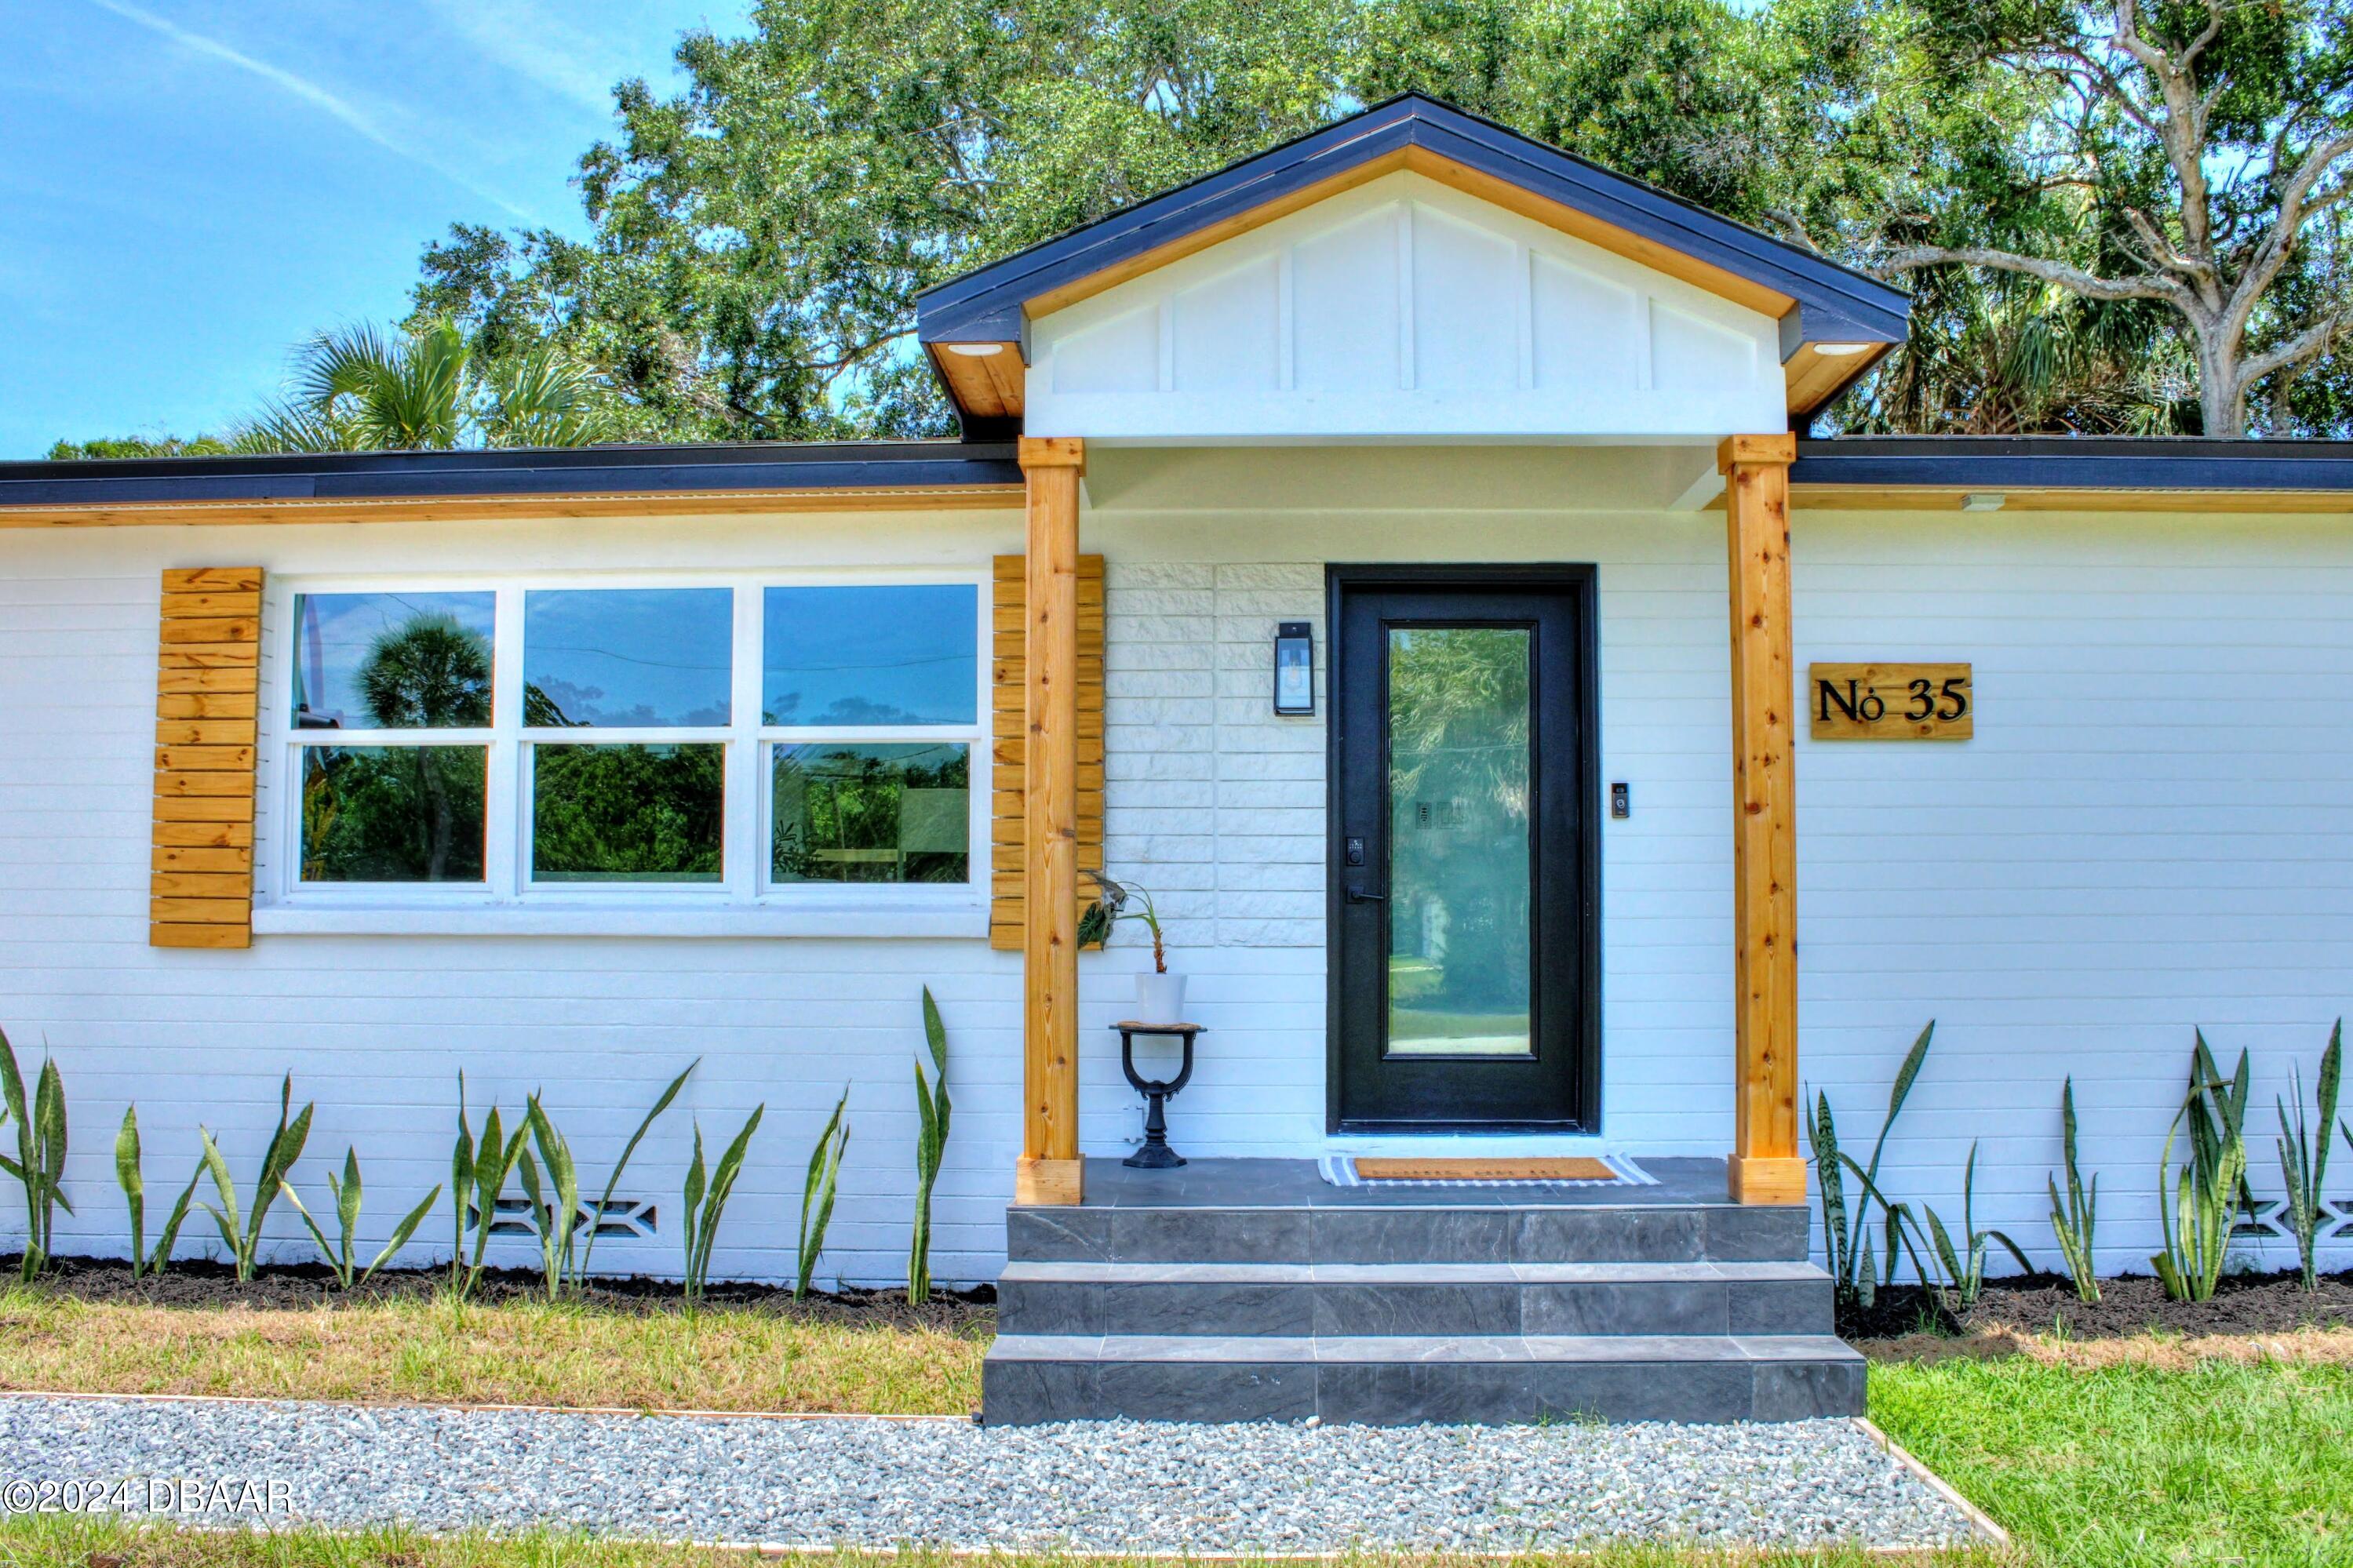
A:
[1133, 971, 1189, 1025]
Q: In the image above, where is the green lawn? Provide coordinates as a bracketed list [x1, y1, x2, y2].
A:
[1868, 1352, 2353, 1567]
[0, 1519, 2002, 1568]
[0, 1287, 988, 1414]
[0, 1341, 2345, 1566]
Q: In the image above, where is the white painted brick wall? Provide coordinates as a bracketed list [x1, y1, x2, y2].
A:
[1080, 511, 1739, 1162]
[1100, 560, 1329, 954]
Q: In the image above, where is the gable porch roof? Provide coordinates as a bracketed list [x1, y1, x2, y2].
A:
[916, 93, 1912, 423]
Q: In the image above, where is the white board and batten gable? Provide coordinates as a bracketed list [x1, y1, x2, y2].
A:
[1023, 172, 1787, 444]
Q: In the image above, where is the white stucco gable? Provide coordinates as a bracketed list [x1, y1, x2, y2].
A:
[1023, 171, 1787, 443]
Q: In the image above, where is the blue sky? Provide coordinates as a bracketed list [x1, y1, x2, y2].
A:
[0, 1, 744, 459]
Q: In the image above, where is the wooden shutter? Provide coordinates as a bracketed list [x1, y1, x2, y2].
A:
[150, 567, 264, 948]
[990, 554, 1104, 951]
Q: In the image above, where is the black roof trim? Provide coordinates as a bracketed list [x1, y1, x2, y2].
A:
[1794, 436, 2353, 492]
[0, 440, 1022, 509]
[917, 93, 1910, 347]
[14, 433, 2347, 511]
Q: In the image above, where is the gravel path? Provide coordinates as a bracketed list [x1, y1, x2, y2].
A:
[0, 1395, 1980, 1552]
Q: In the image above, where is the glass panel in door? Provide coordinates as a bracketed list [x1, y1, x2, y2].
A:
[1384, 625, 1534, 1057]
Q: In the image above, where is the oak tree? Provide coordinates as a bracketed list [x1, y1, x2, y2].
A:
[1883, 0, 2353, 435]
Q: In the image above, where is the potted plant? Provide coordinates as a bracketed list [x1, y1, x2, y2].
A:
[1080, 872, 1184, 1024]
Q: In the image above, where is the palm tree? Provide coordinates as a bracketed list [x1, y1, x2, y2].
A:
[233, 322, 617, 453]
[1839, 271, 2196, 436]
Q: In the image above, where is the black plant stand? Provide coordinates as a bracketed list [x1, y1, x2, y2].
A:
[1114, 1021, 1201, 1169]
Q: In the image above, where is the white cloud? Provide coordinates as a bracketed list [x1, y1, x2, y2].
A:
[85, 0, 542, 223]
[424, 0, 627, 114]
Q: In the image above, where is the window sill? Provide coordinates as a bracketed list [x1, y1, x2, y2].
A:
[251, 899, 992, 940]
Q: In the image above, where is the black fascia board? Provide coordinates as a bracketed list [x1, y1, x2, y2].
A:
[1793, 436, 2353, 492]
[916, 93, 1909, 348]
[0, 440, 1023, 509]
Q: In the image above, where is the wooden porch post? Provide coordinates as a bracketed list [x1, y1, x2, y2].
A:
[1721, 433, 1804, 1206]
[1017, 435, 1086, 1206]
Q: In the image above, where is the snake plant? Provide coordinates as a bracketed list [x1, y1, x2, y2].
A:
[0, 1027, 71, 1281]
[1807, 1020, 1933, 1308]
[2153, 1033, 2252, 1302]
[909, 988, 952, 1304]
[449, 1073, 527, 1299]
[195, 1074, 312, 1281]
[113, 1104, 199, 1279]
[796, 1086, 851, 1300]
[576, 1061, 695, 1282]
[2046, 1078, 2101, 1302]
[1911, 1141, 2033, 1309]
[282, 1146, 441, 1290]
[517, 1094, 581, 1299]
[681, 1104, 763, 1302]
[2276, 1020, 2342, 1292]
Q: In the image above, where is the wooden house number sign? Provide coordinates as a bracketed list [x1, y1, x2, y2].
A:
[1809, 663, 1973, 740]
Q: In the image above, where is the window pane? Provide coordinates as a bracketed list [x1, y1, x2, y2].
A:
[771, 743, 971, 884]
[523, 588, 732, 728]
[532, 744, 724, 882]
[762, 586, 977, 726]
[299, 746, 487, 882]
[1385, 626, 1533, 1058]
[292, 592, 494, 729]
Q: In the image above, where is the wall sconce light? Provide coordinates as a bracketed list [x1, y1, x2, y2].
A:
[1273, 621, 1314, 715]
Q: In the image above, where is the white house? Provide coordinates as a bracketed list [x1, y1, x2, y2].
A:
[2, 96, 2348, 1423]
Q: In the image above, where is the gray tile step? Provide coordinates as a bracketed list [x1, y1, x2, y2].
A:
[1008, 1199, 1807, 1266]
[982, 1333, 1865, 1425]
[997, 1259, 1836, 1338]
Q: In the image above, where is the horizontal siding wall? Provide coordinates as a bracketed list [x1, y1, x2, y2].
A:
[0, 512, 1030, 1288]
[5, 480, 2348, 1286]
[1794, 510, 2353, 1277]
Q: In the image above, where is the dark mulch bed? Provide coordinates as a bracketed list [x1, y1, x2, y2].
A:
[1, 1253, 995, 1332]
[1840, 1267, 2353, 1341]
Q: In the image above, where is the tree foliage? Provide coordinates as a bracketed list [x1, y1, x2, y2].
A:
[46, 435, 233, 460]
[407, 0, 1947, 440]
[55, 0, 2352, 451]
[235, 322, 620, 452]
[56, 324, 623, 457]
[1879, 0, 2352, 434]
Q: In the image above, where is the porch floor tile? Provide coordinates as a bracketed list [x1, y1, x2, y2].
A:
[1069, 1155, 1751, 1209]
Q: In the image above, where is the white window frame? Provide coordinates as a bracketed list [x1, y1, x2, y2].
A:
[258, 568, 991, 936]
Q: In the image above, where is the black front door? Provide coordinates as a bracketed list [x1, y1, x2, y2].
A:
[1328, 567, 1600, 1131]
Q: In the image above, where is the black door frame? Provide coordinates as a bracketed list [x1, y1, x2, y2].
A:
[1324, 564, 1604, 1134]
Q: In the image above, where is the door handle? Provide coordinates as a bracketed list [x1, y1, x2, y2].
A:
[1345, 886, 1387, 903]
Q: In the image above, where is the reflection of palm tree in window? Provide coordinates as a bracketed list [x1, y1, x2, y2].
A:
[357, 615, 490, 881]
[359, 616, 491, 728]
[523, 682, 574, 728]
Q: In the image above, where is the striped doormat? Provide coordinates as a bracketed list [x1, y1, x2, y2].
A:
[1318, 1153, 1655, 1188]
